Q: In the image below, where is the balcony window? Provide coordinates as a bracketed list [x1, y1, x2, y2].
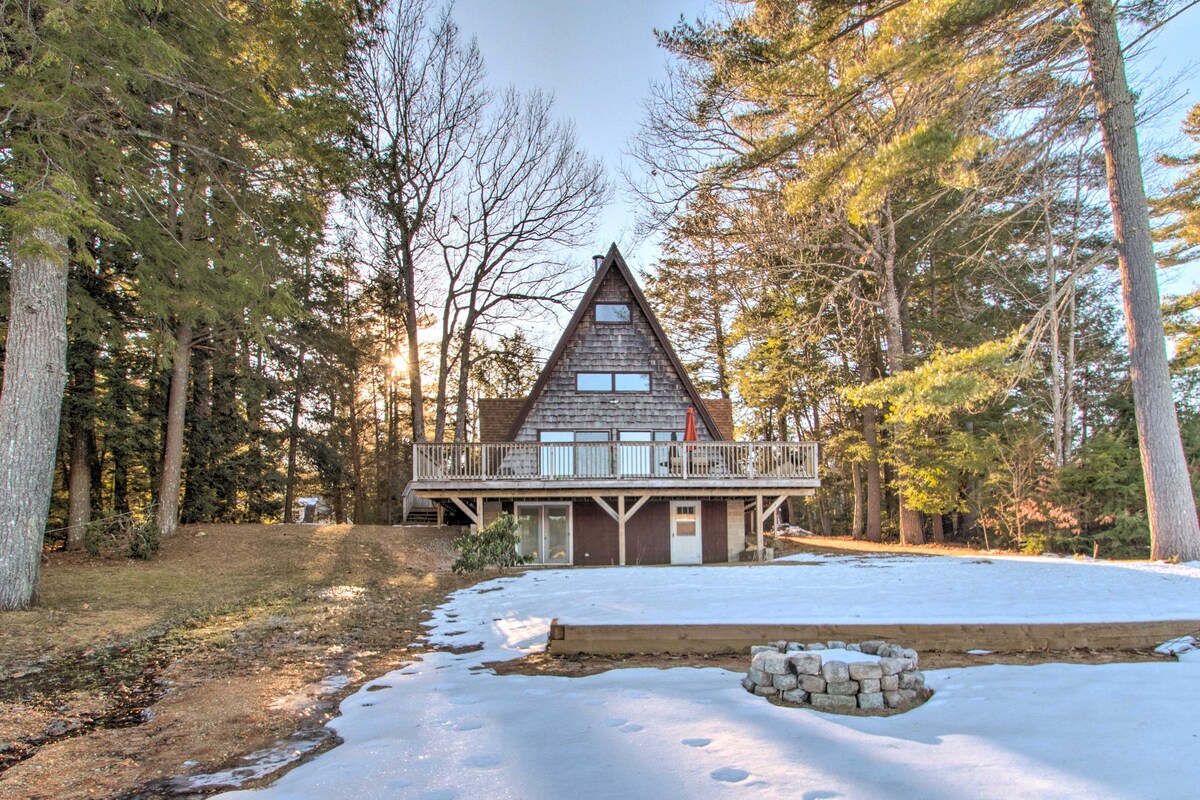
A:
[575, 430, 611, 477]
[539, 431, 574, 476]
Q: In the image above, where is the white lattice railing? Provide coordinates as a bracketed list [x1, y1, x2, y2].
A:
[412, 441, 818, 483]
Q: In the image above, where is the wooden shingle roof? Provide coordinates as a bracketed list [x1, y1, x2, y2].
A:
[505, 243, 728, 441]
[478, 398, 527, 443]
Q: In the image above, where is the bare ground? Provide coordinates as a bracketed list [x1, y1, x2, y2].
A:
[772, 534, 1027, 559]
[0, 523, 481, 800]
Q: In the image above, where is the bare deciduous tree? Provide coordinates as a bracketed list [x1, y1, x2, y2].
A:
[431, 89, 609, 442]
[353, 0, 488, 444]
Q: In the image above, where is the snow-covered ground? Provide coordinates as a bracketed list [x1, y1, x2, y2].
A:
[222, 556, 1200, 800]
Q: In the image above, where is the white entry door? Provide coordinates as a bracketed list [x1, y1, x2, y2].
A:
[670, 501, 702, 564]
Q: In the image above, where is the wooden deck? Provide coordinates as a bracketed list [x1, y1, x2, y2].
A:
[546, 620, 1200, 655]
[411, 440, 819, 490]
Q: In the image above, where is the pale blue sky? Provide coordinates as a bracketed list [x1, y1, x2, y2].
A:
[453, 0, 1200, 294]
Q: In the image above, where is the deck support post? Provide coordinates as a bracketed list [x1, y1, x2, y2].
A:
[618, 495, 627, 566]
[756, 494, 764, 561]
[592, 495, 650, 566]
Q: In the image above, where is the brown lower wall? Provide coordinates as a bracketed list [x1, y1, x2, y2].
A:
[702, 502, 727, 563]
[625, 501, 670, 565]
[574, 501, 619, 565]
[569, 499, 732, 566]
[547, 620, 1200, 655]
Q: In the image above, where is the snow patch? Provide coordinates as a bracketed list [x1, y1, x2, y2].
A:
[1155, 635, 1198, 656]
[218, 555, 1200, 800]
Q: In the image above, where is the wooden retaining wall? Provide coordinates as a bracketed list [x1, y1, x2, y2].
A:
[546, 620, 1200, 655]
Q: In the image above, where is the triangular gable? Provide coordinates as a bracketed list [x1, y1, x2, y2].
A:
[505, 243, 726, 441]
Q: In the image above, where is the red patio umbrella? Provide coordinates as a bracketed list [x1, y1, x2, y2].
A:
[684, 406, 697, 442]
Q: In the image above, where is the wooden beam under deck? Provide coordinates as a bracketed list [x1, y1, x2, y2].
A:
[591, 494, 655, 566]
[416, 487, 816, 500]
[446, 496, 479, 526]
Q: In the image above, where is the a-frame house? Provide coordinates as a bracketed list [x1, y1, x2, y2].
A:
[407, 244, 819, 565]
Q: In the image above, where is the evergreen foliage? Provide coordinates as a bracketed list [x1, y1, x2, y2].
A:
[451, 513, 531, 574]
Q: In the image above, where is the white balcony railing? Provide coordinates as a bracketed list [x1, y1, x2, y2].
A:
[412, 441, 818, 484]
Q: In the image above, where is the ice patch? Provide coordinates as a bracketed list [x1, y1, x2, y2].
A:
[179, 732, 330, 790]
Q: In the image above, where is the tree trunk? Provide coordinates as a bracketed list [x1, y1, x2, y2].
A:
[181, 327, 212, 524]
[66, 423, 92, 551]
[705, 252, 732, 398]
[851, 461, 865, 540]
[350, 394, 368, 525]
[1079, 0, 1200, 561]
[879, 237, 924, 544]
[65, 342, 96, 550]
[283, 348, 306, 524]
[852, 280, 884, 543]
[1045, 170, 1066, 467]
[211, 331, 240, 520]
[0, 229, 70, 610]
[862, 409, 884, 543]
[433, 317, 454, 443]
[931, 513, 945, 544]
[156, 323, 193, 538]
[399, 241, 426, 444]
[1063, 285, 1077, 460]
[453, 315, 478, 443]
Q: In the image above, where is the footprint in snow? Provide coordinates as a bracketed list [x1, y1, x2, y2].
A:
[711, 768, 751, 783]
[604, 718, 627, 727]
[448, 695, 482, 705]
[682, 738, 712, 748]
[619, 723, 644, 733]
[463, 754, 504, 769]
[624, 689, 651, 699]
[581, 698, 605, 707]
[451, 719, 485, 731]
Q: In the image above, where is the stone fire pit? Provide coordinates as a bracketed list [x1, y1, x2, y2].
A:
[741, 640, 930, 713]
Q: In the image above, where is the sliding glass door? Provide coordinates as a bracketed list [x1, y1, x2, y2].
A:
[515, 503, 572, 565]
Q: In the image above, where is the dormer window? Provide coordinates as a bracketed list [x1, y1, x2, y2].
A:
[577, 372, 651, 392]
[595, 303, 631, 323]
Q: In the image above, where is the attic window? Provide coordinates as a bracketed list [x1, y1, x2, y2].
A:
[576, 372, 651, 392]
[595, 303, 631, 323]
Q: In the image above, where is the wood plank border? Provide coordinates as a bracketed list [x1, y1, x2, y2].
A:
[545, 620, 1200, 655]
